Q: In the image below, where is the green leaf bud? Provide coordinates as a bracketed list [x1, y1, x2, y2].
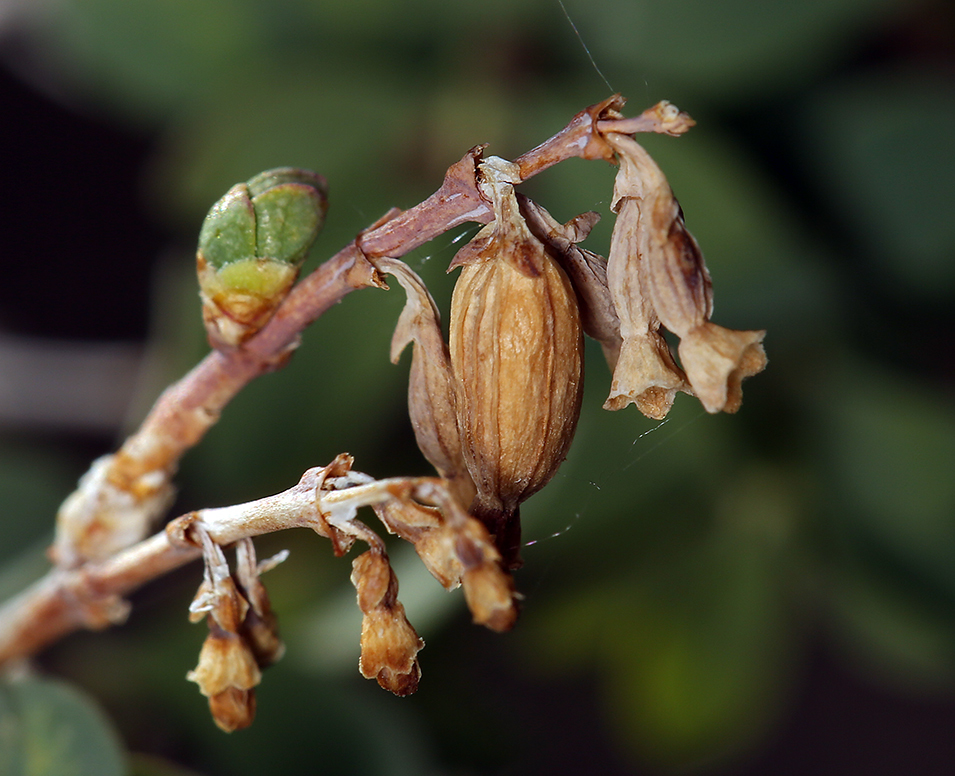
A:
[197, 168, 328, 348]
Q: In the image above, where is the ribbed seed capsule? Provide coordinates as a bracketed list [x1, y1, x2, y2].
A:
[448, 157, 583, 568]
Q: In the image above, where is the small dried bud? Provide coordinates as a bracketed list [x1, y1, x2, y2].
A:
[197, 167, 328, 348]
[449, 157, 583, 567]
[187, 626, 262, 731]
[351, 550, 424, 696]
[208, 687, 257, 734]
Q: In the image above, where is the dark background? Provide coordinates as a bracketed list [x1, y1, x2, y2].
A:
[1, 1, 954, 774]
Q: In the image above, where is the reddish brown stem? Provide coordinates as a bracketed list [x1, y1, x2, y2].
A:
[0, 95, 653, 667]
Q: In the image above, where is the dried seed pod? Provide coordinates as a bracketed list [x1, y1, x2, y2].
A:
[448, 157, 583, 568]
[197, 167, 328, 348]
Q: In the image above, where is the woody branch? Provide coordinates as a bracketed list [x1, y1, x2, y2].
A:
[0, 95, 690, 668]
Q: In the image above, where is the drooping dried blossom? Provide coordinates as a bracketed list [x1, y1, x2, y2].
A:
[447, 156, 584, 568]
[185, 526, 285, 730]
[372, 480, 519, 632]
[602, 130, 766, 415]
[350, 549, 424, 695]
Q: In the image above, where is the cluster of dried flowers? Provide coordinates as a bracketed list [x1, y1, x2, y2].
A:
[382, 102, 766, 572]
[179, 98, 766, 730]
[17, 96, 765, 733]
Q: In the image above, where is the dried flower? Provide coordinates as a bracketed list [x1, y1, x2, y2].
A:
[602, 131, 766, 415]
[448, 156, 584, 568]
[351, 550, 424, 696]
[185, 526, 286, 730]
[197, 168, 328, 348]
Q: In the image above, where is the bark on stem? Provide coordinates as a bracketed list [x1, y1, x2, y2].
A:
[0, 94, 674, 666]
[0, 471, 447, 665]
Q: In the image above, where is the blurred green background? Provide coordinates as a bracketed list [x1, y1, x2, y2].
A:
[1, 0, 954, 773]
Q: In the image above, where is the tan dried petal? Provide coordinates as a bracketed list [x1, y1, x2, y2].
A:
[350, 550, 424, 696]
[410, 523, 465, 589]
[461, 561, 518, 633]
[379, 258, 476, 509]
[642, 187, 712, 337]
[357, 607, 423, 696]
[453, 519, 518, 631]
[187, 628, 262, 699]
[374, 498, 465, 589]
[604, 194, 687, 418]
[677, 322, 767, 413]
[208, 686, 256, 733]
[449, 158, 583, 565]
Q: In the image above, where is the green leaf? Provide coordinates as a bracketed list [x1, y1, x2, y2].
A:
[0, 676, 125, 776]
[799, 69, 955, 296]
[570, 0, 904, 98]
[197, 184, 256, 270]
[251, 184, 325, 265]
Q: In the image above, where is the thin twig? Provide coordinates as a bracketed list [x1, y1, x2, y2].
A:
[0, 96, 678, 667]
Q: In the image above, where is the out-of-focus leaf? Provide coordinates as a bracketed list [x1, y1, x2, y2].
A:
[0, 675, 126, 776]
[571, 0, 903, 98]
[27, 0, 288, 119]
[799, 69, 955, 296]
[823, 363, 955, 597]
[526, 466, 803, 767]
[816, 362, 955, 688]
[128, 753, 206, 776]
[830, 555, 955, 691]
[0, 443, 76, 565]
[147, 66, 417, 232]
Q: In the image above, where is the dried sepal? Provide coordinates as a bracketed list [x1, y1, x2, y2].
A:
[234, 539, 286, 667]
[350, 549, 424, 696]
[519, 196, 623, 367]
[448, 157, 584, 567]
[378, 258, 476, 509]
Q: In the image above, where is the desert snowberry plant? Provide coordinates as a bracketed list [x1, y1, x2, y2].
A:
[0, 95, 766, 732]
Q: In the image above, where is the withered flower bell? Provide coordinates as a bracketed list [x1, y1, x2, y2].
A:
[603, 131, 766, 415]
